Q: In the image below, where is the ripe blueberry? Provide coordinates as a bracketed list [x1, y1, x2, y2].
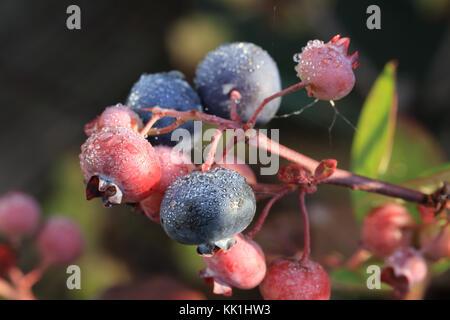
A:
[294, 35, 358, 101]
[212, 156, 257, 184]
[159, 167, 256, 254]
[126, 71, 203, 147]
[79, 126, 161, 206]
[138, 146, 196, 223]
[200, 233, 266, 296]
[195, 42, 282, 124]
[84, 104, 143, 136]
[0, 191, 41, 241]
[37, 217, 84, 265]
[259, 257, 331, 300]
[362, 204, 414, 258]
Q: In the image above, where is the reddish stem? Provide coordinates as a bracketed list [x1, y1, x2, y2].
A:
[298, 190, 310, 261]
[246, 187, 293, 239]
[201, 127, 224, 172]
[250, 131, 429, 204]
[245, 81, 308, 129]
[139, 114, 162, 137]
[146, 119, 187, 135]
[230, 90, 243, 123]
[142, 107, 239, 129]
[136, 92, 437, 207]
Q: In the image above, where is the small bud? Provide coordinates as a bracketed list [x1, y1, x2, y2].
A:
[314, 159, 337, 183]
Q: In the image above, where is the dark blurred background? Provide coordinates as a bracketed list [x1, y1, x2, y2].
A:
[0, 0, 449, 299]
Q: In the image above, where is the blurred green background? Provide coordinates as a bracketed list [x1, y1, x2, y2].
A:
[0, 0, 449, 299]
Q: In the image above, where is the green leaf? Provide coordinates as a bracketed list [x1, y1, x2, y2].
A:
[431, 258, 450, 275]
[379, 119, 446, 184]
[351, 61, 397, 178]
[351, 61, 398, 222]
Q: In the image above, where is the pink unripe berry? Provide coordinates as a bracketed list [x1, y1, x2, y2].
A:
[199, 233, 266, 296]
[362, 203, 414, 258]
[381, 248, 428, 298]
[138, 146, 195, 222]
[260, 257, 331, 300]
[0, 191, 41, 241]
[79, 126, 161, 205]
[84, 104, 143, 136]
[213, 157, 257, 185]
[295, 35, 358, 101]
[37, 217, 84, 265]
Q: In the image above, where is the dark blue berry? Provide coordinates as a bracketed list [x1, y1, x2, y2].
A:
[159, 167, 256, 255]
[126, 71, 203, 147]
[195, 42, 282, 125]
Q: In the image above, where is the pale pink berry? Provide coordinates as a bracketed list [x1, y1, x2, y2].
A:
[79, 126, 161, 205]
[0, 191, 41, 241]
[199, 233, 266, 296]
[295, 35, 358, 101]
[138, 146, 195, 222]
[37, 217, 84, 265]
[362, 204, 414, 258]
[381, 248, 428, 298]
[260, 257, 330, 300]
[84, 104, 143, 136]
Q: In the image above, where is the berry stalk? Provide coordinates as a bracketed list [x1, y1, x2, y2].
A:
[245, 81, 309, 129]
[201, 127, 224, 172]
[134, 102, 438, 207]
[247, 187, 293, 239]
[298, 190, 310, 261]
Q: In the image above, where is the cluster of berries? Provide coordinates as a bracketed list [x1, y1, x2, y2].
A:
[361, 203, 449, 297]
[79, 36, 359, 299]
[0, 191, 83, 299]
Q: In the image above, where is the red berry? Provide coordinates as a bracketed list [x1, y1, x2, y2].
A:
[213, 157, 257, 184]
[199, 233, 266, 296]
[0, 191, 41, 241]
[295, 35, 358, 101]
[79, 127, 161, 205]
[37, 217, 84, 265]
[260, 257, 330, 300]
[138, 146, 195, 222]
[362, 204, 414, 258]
[419, 224, 450, 261]
[84, 104, 143, 136]
[381, 248, 427, 298]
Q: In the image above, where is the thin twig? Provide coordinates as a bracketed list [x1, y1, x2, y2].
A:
[247, 187, 293, 239]
[245, 81, 309, 129]
[298, 190, 310, 261]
